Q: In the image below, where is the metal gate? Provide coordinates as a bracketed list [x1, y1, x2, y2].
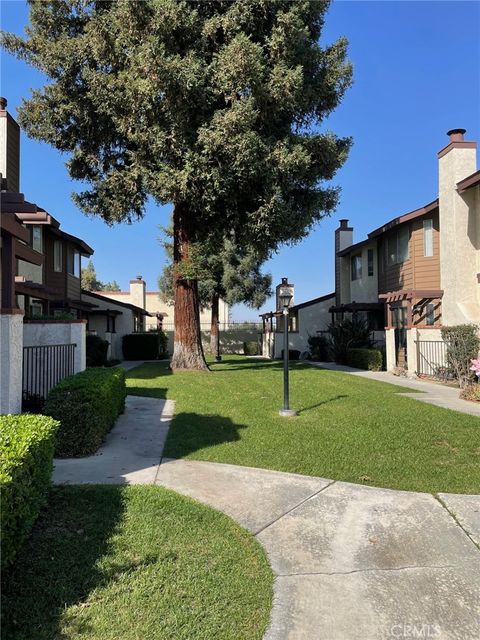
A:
[22, 343, 76, 412]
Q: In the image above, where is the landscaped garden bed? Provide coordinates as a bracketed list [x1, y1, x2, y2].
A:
[1, 485, 272, 640]
[126, 357, 480, 494]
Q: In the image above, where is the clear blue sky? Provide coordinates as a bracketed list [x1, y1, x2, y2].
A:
[1, 1, 479, 319]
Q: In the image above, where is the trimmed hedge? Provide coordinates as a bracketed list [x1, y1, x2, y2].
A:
[86, 334, 109, 367]
[44, 367, 126, 457]
[346, 348, 383, 371]
[122, 332, 167, 360]
[243, 341, 259, 356]
[0, 414, 59, 568]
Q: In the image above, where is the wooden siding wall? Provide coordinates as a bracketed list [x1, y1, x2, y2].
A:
[378, 211, 440, 294]
[44, 231, 82, 301]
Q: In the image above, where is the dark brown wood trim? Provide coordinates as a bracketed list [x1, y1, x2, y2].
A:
[437, 140, 477, 159]
[457, 170, 480, 194]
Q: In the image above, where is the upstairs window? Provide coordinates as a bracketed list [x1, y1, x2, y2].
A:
[67, 248, 80, 278]
[31, 225, 43, 253]
[367, 249, 374, 276]
[54, 241, 63, 272]
[387, 226, 409, 265]
[351, 255, 362, 281]
[423, 219, 433, 257]
[425, 302, 435, 326]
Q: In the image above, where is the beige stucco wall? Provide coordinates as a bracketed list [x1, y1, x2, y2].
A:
[0, 312, 24, 414]
[385, 328, 396, 373]
[439, 146, 479, 325]
[98, 289, 230, 331]
[349, 242, 379, 303]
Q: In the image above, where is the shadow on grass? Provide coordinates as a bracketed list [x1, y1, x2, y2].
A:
[298, 394, 349, 414]
[1, 485, 127, 640]
[164, 412, 247, 459]
[125, 362, 172, 380]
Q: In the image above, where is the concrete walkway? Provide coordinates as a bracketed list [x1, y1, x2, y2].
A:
[54, 396, 480, 639]
[309, 361, 480, 417]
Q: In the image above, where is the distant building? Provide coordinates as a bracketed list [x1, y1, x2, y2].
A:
[96, 276, 230, 331]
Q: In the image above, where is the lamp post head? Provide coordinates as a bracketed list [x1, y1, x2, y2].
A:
[278, 278, 294, 309]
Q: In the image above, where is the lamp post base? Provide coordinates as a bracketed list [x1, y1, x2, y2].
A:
[279, 408, 299, 417]
[215, 356, 222, 363]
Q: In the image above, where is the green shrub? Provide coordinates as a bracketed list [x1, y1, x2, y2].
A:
[328, 317, 372, 364]
[0, 414, 59, 568]
[86, 334, 109, 367]
[243, 341, 259, 356]
[346, 348, 383, 371]
[44, 368, 126, 457]
[122, 332, 167, 360]
[307, 334, 332, 361]
[280, 349, 301, 360]
[441, 324, 480, 388]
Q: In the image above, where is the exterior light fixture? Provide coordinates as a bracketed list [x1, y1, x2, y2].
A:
[277, 278, 298, 417]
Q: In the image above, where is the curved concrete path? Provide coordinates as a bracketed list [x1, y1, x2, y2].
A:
[54, 396, 480, 639]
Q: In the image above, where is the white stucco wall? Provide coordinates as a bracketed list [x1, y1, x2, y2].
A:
[83, 292, 137, 360]
[439, 146, 479, 324]
[0, 312, 24, 414]
[23, 320, 86, 374]
[273, 296, 334, 358]
[385, 328, 396, 373]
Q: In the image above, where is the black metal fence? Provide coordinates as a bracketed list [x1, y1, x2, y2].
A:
[22, 343, 76, 412]
[415, 339, 453, 381]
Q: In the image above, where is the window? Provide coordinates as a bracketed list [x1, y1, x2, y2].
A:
[351, 255, 362, 280]
[67, 248, 80, 277]
[31, 225, 43, 253]
[29, 299, 44, 317]
[276, 309, 298, 333]
[387, 227, 409, 265]
[367, 249, 374, 276]
[423, 219, 433, 257]
[425, 303, 435, 326]
[54, 241, 63, 272]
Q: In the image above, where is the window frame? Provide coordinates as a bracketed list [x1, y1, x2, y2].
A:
[54, 240, 63, 272]
[351, 254, 362, 281]
[367, 249, 374, 277]
[423, 219, 433, 257]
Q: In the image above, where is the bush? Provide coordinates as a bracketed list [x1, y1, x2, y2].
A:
[307, 334, 332, 361]
[280, 349, 301, 360]
[460, 382, 480, 402]
[44, 368, 126, 457]
[122, 332, 168, 360]
[0, 414, 59, 567]
[441, 324, 480, 388]
[243, 341, 259, 356]
[328, 317, 372, 364]
[346, 348, 383, 371]
[86, 334, 109, 367]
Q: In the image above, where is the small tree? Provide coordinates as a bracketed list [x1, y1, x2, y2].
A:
[328, 317, 372, 364]
[441, 324, 480, 388]
[81, 260, 121, 292]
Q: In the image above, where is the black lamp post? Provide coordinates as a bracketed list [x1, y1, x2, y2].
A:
[215, 320, 222, 363]
[278, 279, 298, 417]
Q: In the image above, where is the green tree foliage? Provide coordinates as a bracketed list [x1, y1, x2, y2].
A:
[3, 0, 352, 369]
[81, 259, 121, 292]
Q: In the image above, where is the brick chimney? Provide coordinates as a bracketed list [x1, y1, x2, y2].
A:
[335, 219, 353, 306]
[130, 275, 146, 311]
[438, 128, 478, 324]
[0, 97, 20, 192]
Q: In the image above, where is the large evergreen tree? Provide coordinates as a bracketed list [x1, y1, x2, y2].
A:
[3, 0, 352, 370]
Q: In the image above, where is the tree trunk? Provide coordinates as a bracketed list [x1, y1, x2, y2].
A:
[170, 203, 209, 371]
[210, 293, 219, 355]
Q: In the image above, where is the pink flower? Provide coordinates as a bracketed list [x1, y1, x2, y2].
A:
[470, 358, 480, 375]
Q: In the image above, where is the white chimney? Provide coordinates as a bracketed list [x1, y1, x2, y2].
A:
[130, 275, 146, 311]
[0, 97, 20, 192]
[438, 128, 478, 324]
[335, 219, 353, 306]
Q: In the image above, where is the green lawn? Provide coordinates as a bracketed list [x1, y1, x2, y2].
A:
[1, 485, 272, 640]
[127, 358, 480, 494]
